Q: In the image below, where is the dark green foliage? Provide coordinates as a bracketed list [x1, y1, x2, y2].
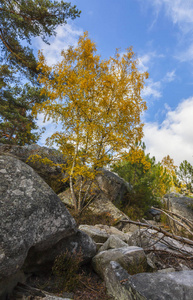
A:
[0, 65, 46, 144]
[112, 154, 171, 219]
[0, 0, 80, 145]
[0, 0, 81, 78]
[176, 160, 193, 193]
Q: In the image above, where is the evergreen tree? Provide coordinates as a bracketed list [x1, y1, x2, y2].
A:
[0, 0, 80, 145]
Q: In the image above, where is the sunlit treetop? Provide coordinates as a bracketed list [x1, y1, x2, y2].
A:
[33, 32, 148, 211]
[34, 32, 148, 172]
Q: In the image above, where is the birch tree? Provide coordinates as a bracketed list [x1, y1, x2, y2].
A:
[33, 32, 148, 212]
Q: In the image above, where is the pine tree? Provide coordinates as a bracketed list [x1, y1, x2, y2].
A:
[0, 0, 80, 145]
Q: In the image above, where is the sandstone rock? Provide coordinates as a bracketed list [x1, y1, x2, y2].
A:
[94, 224, 131, 242]
[92, 246, 147, 279]
[0, 144, 67, 193]
[105, 262, 193, 300]
[78, 224, 131, 245]
[0, 155, 77, 298]
[87, 196, 127, 221]
[128, 228, 193, 256]
[58, 172, 128, 221]
[164, 193, 193, 223]
[79, 225, 110, 243]
[58, 188, 74, 207]
[95, 168, 129, 205]
[98, 235, 128, 252]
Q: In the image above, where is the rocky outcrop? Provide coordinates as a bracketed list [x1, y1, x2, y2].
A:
[59, 188, 127, 222]
[0, 144, 67, 193]
[0, 155, 96, 299]
[164, 193, 193, 222]
[58, 168, 129, 211]
[105, 262, 193, 300]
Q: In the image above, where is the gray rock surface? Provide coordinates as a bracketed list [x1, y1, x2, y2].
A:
[128, 228, 193, 256]
[98, 235, 128, 252]
[92, 246, 147, 279]
[0, 144, 67, 193]
[79, 224, 131, 245]
[94, 224, 131, 242]
[0, 155, 77, 297]
[164, 193, 193, 223]
[95, 168, 129, 205]
[105, 262, 193, 300]
[79, 225, 110, 243]
[58, 171, 128, 221]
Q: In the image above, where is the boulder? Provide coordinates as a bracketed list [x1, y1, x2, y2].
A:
[98, 235, 128, 252]
[58, 172, 128, 221]
[95, 168, 129, 205]
[164, 193, 193, 223]
[79, 225, 110, 243]
[128, 228, 193, 256]
[79, 224, 130, 245]
[92, 246, 147, 279]
[94, 224, 131, 242]
[88, 196, 127, 222]
[147, 208, 161, 222]
[0, 144, 67, 193]
[0, 155, 77, 298]
[105, 262, 193, 300]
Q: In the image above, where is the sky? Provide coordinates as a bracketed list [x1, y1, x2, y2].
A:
[34, 0, 193, 166]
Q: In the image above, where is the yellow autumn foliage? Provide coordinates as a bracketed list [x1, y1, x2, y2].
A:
[32, 32, 148, 212]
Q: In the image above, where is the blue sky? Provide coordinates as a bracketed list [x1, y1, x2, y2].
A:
[35, 0, 193, 166]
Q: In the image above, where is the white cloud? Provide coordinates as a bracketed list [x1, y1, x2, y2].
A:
[163, 70, 176, 82]
[176, 42, 193, 62]
[35, 24, 83, 65]
[138, 54, 176, 101]
[138, 53, 162, 100]
[144, 97, 193, 165]
[139, 0, 193, 62]
[137, 53, 152, 73]
[142, 79, 162, 99]
[144, 0, 193, 31]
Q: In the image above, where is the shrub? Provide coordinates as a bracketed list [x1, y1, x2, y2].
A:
[52, 249, 83, 292]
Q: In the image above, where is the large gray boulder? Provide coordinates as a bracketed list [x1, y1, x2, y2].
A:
[105, 262, 193, 300]
[92, 246, 147, 279]
[95, 168, 129, 205]
[0, 155, 77, 298]
[0, 144, 67, 193]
